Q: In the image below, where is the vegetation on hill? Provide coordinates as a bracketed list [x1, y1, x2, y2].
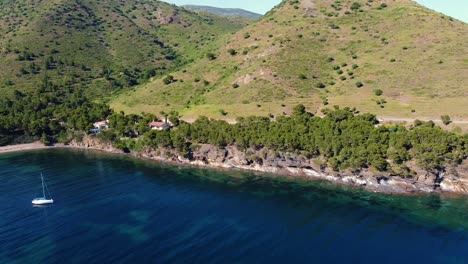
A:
[107, 105, 468, 176]
[3, 85, 466, 178]
[182, 5, 262, 19]
[0, 0, 248, 98]
[0, 0, 467, 188]
[0, 87, 110, 146]
[112, 0, 468, 120]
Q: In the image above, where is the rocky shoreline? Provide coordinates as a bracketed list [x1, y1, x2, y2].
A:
[2, 137, 467, 196]
[64, 135, 468, 196]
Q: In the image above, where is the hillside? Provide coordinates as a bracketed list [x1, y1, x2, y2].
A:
[112, 0, 468, 123]
[182, 5, 262, 19]
[0, 0, 247, 97]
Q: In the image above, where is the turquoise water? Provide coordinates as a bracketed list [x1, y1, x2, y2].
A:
[1, 149, 468, 263]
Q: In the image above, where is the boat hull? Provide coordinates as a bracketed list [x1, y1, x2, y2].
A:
[32, 199, 54, 205]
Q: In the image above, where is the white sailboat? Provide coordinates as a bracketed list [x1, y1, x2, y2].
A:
[32, 172, 54, 205]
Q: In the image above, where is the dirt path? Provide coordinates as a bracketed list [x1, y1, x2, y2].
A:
[378, 117, 468, 125]
[182, 117, 237, 124]
[183, 115, 468, 125]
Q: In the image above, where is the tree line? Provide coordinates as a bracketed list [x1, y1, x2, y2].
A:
[1, 87, 467, 177]
[107, 105, 468, 176]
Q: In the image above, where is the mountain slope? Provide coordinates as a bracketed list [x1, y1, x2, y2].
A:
[182, 5, 262, 19]
[0, 0, 248, 97]
[112, 0, 468, 120]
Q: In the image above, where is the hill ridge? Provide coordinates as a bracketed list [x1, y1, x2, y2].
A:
[112, 0, 468, 123]
[182, 5, 262, 19]
[0, 0, 248, 97]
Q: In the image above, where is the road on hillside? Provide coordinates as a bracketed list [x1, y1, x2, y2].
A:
[378, 117, 468, 125]
[182, 116, 468, 125]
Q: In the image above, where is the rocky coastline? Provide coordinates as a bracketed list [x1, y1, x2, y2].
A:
[63, 135, 468, 196]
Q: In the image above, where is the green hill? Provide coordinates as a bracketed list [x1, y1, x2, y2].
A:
[182, 5, 262, 19]
[0, 0, 247, 97]
[111, 0, 468, 120]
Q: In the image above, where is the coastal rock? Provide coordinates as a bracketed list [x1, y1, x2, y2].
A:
[415, 173, 437, 186]
[440, 178, 468, 194]
[61, 137, 468, 196]
[194, 145, 227, 163]
[69, 135, 121, 153]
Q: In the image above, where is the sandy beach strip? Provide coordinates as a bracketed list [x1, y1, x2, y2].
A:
[0, 142, 52, 154]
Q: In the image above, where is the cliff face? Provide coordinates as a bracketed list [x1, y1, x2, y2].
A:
[69, 135, 468, 195]
[69, 136, 122, 154]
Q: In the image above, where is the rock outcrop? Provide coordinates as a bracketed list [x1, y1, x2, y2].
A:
[67, 135, 468, 196]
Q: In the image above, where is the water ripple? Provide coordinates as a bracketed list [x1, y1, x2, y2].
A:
[0, 149, 467, 263]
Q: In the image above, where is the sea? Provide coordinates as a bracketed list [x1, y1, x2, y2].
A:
[0, 149, 467, 263]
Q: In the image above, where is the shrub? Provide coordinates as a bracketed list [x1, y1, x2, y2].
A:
[41, 133, 52, 146]
[355, 81, 363, 88]
[232, 83, 239, 88]
[337, 69, 344, 74]
[322, 97, 329, 105]
[227, 49, 237, 56]
[352, 64, 359, 69]
[376, 99, 386, 108]
[333, 65, 341, 70]
[414, 119, 423, 127]
[374, 89, 383, 96]
[315, 82, 326, 88]
[441, 115, 452, 125]
[219, 109, 228, 116]
[292, 104, 306, 115]
[206, 52, 217, 60]
[162, 75, 175, 85]
[352, 55, 358, 59]
[298, 74, 307, 80]
[243, 32, 251, 39]
[327, 56, 335, 62]
[351, 2, 361, 10]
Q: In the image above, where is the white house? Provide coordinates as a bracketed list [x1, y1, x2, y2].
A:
[90, 120, 109, 133]
[149, 121, 170, 131]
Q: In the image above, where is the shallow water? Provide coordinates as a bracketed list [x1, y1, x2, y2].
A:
[0, 149, 467, 263]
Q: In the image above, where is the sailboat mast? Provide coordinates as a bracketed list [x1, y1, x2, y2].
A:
[41, 172, 46, 198]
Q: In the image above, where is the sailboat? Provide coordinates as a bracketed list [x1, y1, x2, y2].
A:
[32, 172, 54, 205]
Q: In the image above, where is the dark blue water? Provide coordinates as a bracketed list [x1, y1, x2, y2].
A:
[1, 149, 467, 263]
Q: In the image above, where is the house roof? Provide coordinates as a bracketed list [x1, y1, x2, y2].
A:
[94, 121, 108, 126]
[149, 121, 168, 127]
